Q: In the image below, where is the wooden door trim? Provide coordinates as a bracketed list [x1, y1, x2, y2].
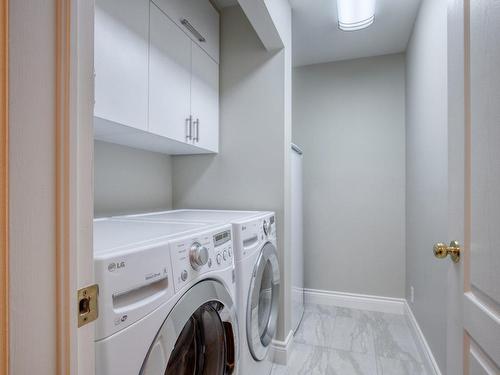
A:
[56, 1, 95, 372]
[55, 0, 72, 373]
[0, 0, 9, 374]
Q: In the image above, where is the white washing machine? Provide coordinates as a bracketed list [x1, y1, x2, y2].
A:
[94, 218, 239, 375]
[115, 210, 280, 375]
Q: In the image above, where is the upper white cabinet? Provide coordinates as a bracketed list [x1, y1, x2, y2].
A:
[94, 0, 220, 155]
[94, 0, 149, 131]
[190, 43, 219, 152]
[152, 0, 220, 63]
[149, 3, 192, 143]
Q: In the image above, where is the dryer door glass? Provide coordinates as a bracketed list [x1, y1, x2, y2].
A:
[258, 262, 274, 338]
[247, 242, 280, 361]
[141, 281, 238, 375]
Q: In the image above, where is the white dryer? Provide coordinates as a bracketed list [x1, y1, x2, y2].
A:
[116, 210, 280, 375]
[231, 212, 279, 375]
[94, 218, 238, 375]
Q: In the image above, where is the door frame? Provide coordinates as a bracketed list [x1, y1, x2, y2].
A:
[1, 0, 9, 374]
[50, 0, 96, 373]
[58, 0, 95, 374]
[55, 0, 73, 372]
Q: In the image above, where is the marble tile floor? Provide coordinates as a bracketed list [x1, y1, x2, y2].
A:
[271, 304, 429, 375]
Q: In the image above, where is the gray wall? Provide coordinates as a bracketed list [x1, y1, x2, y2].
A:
[405, 0, 448, 372]
[293, 54, 406, 298]
[94, 141, 172, 216]
[171, 5, 292, 340]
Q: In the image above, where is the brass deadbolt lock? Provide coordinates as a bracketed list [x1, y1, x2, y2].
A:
[433, 241, 461, 263]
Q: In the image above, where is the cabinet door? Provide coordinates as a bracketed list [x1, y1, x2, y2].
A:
[94, 0, 149, 130]
[152, 0, 220, 63]
[149, 3, 191, 143]
[190, 43, 219, 152]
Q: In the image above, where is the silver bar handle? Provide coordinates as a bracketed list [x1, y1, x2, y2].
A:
[193, 118, 199, 142]
[185, 115, 192, 141]
[291, 143, 303, 155]
[181, 19, 206, 43]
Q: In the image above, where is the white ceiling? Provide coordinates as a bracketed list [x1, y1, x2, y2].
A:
[291, 0, 422, 67]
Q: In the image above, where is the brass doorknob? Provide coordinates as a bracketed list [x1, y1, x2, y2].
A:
[433, 241, 461, 263]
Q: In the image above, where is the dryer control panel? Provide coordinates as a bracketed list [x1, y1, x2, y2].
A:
[233, 213, 276, 262]
[170, 224, 234, 292]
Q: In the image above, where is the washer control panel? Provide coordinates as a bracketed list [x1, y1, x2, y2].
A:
[94, 242, 174, 340]
[170, 225, 234, 292]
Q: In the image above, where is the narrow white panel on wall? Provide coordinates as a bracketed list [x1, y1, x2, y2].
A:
[291, 143, 304, 332]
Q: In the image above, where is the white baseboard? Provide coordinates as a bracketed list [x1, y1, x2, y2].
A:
[304, 288, 406, 315]
[404, 302, 442, 375]
[270, 329, 294, 366]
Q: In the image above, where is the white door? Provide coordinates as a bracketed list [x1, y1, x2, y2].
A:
[149, 2, 191, 143]
[94, 0, 149, 131]
[190, 43, 219, 152]
[446, 0, 500, 373]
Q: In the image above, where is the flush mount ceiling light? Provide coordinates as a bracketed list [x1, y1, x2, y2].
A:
[337, 0, 376, 31]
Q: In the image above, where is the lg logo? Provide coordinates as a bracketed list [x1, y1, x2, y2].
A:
[108, 261, 125, 272]
[114, 314, 128, 326]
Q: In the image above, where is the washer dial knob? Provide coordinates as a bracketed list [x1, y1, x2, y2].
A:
[181, 270, 188, 281]
[189, 242, 209, 270]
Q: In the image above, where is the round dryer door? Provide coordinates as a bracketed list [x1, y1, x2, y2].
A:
[247, 242, 280, 361]
[140, 280, 238, 375]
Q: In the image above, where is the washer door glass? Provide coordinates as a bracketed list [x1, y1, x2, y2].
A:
[247, 242, 280, 361]
[141, 281, 238, 375]
[166, 302, 225, 374]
